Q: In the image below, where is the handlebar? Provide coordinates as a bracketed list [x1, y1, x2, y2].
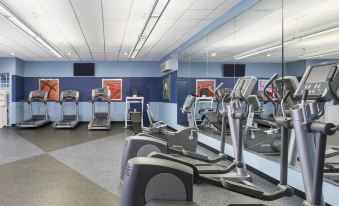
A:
[215, 83, 224, 92]
[264, 74, 279, 119]
[280, 90, 291, 119]
[89, 95, 111, 103]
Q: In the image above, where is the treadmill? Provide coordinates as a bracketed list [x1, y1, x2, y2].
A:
[17, 90, 50, 128]
[88, 88, 111, 130]
[55, 90, 80, 129]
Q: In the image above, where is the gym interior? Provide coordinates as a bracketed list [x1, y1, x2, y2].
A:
[0, 0, 338, 205]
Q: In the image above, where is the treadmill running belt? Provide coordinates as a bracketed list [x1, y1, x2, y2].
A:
[92, 117, 107, 127]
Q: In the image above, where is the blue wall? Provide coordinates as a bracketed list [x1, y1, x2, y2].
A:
[22, 77, 163, 102]
[178, 61, 283, 78]
[24, 61, 161, 77]
[12, 61, 164, 103]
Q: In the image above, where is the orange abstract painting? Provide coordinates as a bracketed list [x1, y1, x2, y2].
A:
[102, 79, 122, 100]
[39, 79, 59, 100]
[196, 79, 215, 97]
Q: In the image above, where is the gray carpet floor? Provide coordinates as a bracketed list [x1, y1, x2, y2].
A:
[0, 123, 305, 205]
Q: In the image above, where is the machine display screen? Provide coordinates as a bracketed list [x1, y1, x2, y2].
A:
[235, 78, 250, 95]
[306, 65, 331, 83]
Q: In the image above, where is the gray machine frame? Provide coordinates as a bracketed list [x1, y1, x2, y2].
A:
[292, 62, 339, 206]
[55, 90, 80, 129]
[141, 102, 198, 152]
[225, 76, 257, 180]
[88, 88, 111, 130]
[17, 90, 50, 128]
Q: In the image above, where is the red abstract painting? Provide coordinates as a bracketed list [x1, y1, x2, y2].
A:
[102, 79, 122, 100]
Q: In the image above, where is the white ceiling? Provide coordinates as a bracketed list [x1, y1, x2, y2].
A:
[0, 0, 241, 61]
[180, 0, 339, 63]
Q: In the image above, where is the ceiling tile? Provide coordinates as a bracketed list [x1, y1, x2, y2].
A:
[75, 9, 102, 19]
[103, 9, 129, 19]
[181, 9, 213, 19]
[166, 0, 195, 10]
[189, 0, 224, 10]
[102, 0, 132, 9]
[70, 0, 101, 9]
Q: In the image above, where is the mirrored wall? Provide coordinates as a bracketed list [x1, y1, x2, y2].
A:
[177, 0, 339, 185]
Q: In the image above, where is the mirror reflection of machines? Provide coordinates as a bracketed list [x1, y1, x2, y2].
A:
[193, 88, 214, 128]
[17, 90, 50, 128]
[54, 90, 80, 129]
[124, 90, 144, 134]
[88, 88, 111, 130]
[202, 87, 232, 132]
[292, 62, 339, 206]
[243, 77, 299, 155]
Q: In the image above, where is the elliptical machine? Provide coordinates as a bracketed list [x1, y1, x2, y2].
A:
[202, 87, 232, 132]
[120, 76, 295, 206]
[141, 97, 199, 153]
[243, 76, 299, 155]
[121, 82, 242, 181]
[291, 62, 339, 206]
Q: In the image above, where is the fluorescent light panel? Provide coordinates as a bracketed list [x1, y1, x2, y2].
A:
[234, 26, 339, 60]
[300, 50, 339, 59]
[151, 0, 169, 17]
[0, 1, 62, 58]
[141, 17, 158, 37]
[135, 38, 147, 51]
[235, 45, 282, 60]
[130, 0, 169, 59]
[130, 50, 139, 59]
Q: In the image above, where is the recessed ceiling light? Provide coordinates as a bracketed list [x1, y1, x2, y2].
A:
[67, 52, 72, 55]
[10, 52, 15, 56]
[124, 52, 128, 56]
[266, 54, 271, 57]
[211, 53, 216, 56]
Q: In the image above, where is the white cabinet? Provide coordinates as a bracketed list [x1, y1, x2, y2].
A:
[0, 89, 7, 128]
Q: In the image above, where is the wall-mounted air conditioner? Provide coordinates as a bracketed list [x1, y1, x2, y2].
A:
[160, 59, 172, 73]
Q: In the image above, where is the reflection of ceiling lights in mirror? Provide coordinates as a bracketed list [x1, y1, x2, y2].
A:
[234, 26, 339, 60]
[67, 52, 72, 55]
[10, 52, 15, 56]
[235, 45, 281, 60]
[124, 52, 128, 56]
[301, 27, 339, 40]
[266, 54, 271, 57]
[130, 0, 169, 59]
[0, 1, 62, 58]
[300, 50, 339, 59]
[211, 53, 217, 57]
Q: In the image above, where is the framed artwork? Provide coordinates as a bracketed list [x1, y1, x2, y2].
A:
[39, 79, 59, 100]
[196, 79, 216, 97]
[163, 75, 171, 100]
[258, 79, 275, 96]
[102, 79, 122, 100]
